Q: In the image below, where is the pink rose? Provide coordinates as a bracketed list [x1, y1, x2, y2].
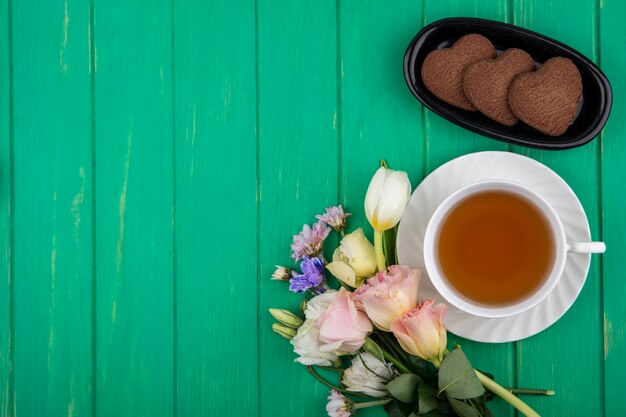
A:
[316, 288, 373, 355]
[391, 299, 447, 367]
[353, 265, 420, 331]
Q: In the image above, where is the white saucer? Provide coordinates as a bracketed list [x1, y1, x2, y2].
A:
[397, 151, 592, 343]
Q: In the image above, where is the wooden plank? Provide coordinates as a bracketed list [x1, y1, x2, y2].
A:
[599, 0, 626, 414]
[257, 1, 338, 416]
[340, 0, 424, 230]
[93, 1, 174, 416]
[0, 0, 12, 415]
[422, 2, 515, 416]
[173, 0, 258, 415]
[11, 0, 93, 416]
[423, 0, 512, 171]
[511, 1, 604, 415]
[339, 3, 424, 415]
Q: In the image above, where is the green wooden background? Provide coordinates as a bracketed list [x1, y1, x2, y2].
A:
[0, 0, 624, 416]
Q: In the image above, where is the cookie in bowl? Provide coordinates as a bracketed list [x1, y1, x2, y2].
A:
[421, 34, 496, 111]
[463, 48, 535, 126]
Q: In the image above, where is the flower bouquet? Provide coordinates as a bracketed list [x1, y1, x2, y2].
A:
[270, 162, 547, 417]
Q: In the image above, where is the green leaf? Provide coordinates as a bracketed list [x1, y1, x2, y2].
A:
[405, 355, 437, 381]
[385, 399, 417, 417]
[446, 395, 485, 417]
[387, 374, 422, 403]
[385, 401, 406, 417]
[418, 384, 438, 414]
[436, 399, 455, 415]
[421, 410, 448, 417]
[438, 349, 485, 400]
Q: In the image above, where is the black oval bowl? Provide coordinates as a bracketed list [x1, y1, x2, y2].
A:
[404, 17, 612, 150]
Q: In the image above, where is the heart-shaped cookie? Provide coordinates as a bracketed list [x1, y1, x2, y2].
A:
[508, 57, 582, 136]
[421, 34, 496, 111]
[463, 48, 535, 126]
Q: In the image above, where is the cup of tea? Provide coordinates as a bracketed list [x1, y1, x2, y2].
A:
[423, 180, 605, 318]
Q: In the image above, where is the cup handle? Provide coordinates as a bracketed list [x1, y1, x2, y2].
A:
[566, 241, 606, 254]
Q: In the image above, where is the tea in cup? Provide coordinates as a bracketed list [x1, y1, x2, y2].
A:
[423, 180, 605, 318]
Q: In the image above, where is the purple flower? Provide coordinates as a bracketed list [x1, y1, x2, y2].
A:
[289, 257, 326, 293]
[291, 221, 331, 261]
[316, 205, 351, 233]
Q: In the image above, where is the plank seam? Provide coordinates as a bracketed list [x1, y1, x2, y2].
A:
[170, 0, 178, 416]
[254, 0, 262, 415]
[506, 0, 514, 154]
[420, 0, 427, 179]
[509, 3, 519, 413]
[595, 0, 606, 414]
[7, 0, 14, 413]
[88, 0, 97, 414]
[336, 0, 342, 205]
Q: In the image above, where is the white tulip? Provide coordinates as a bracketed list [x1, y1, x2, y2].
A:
[364, 167, 412, 232]
[326, 229, 377, 288]
[342, 352, 396, 397]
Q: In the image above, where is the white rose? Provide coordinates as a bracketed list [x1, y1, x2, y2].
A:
[342, 352, 395, 397]
[290, 319, 338, 366]
[304, 290, 337, 321]
[291, 291, 340, 366]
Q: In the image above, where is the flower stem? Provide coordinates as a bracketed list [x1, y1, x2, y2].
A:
[378, 332, 410, 365]
[381, 349, 411, 374]
[305, 366, 369, 398]
[315, 365, 343, 372]
[374, 230, 386, 272]
[353, 399, 391, 410]
[509, 388, 555, 396]
[362, 337, 411, 374]
[475, 370, 541, 417]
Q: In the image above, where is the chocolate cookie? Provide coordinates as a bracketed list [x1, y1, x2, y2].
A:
[508, 57, 582, 136]
[421, 34, 496, 111]
[463, 48, 535, 126]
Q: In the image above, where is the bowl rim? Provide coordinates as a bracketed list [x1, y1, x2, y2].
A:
[403, 17, 613, 150]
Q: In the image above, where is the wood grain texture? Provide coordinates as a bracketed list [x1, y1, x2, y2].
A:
[12, 0, 93, 416]
[423, 0, 511, 172]
[339, 2, 425, 415]
[512, 1, 604, 415]
[340, 0, 424, 229]
[173, 0, 258, 415]
[0, 0, 12, 415]
[422, 1, 515, 416]
[93, 1, 174, 416]
[599, 1, 626, 414]
[0, 1, 622, 416]
[257, 1, 339, 416]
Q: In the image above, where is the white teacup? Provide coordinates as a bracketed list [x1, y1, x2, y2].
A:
[423, 180, 605, 318]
